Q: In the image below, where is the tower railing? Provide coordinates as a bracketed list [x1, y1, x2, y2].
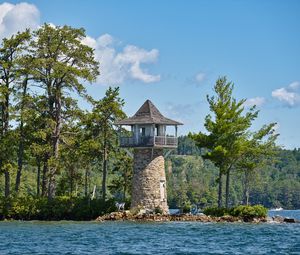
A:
[119, 135, 177, 148]
[154, 136, 178, 147]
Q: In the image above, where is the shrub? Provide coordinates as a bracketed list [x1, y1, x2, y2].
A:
[204, 205, 268, 220]
[230, 205, 267, 219]
[0, 195, 119, 221]
[154, 207, 163, 214]
[203, 207, 229, 217]
[130, 206, 143, 216]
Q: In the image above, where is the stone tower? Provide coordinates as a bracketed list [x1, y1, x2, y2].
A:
[115, 100, 182, 214]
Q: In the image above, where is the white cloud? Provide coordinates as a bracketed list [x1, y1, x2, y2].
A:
[0, 3, 159, 85]
[97, 33, 114, 47]
[83, 34, 160, 85]
[81, 35, 97, 49]
[272, 81, 300, 107]
[0, 2, 40, 40]
[272, 88, 298, 105]
[195, 72, 206, 83]
[244, 97, 266, 107]
[288, 81, 300, 90]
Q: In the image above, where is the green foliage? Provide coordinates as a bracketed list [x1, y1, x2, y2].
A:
[167, 155, 219, 209]
[0, 27, 299, 222]
[0, 195, 117, 220]
[190, 77, 258, 170]
[203, 207, 230, 217]
[167, 137, 300, 210]
[154, 207, 163, 214]
[203, 205, 267, 219]
[230, 205, 267, 218]
[189, 76, 278, 208]
[177, 136, 201, 155]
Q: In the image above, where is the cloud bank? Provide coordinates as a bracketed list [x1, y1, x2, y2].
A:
[244, 97, 266, 108]
[0, 2, 160, 86]
[82, 34, 160, 85]
[272, 81, 300, 107]
[0, 2, 40, 40]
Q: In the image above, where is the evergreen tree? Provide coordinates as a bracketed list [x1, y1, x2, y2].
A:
[30, 24, 99, 198]
[83, 87, 126, 201]
[0, 30, 31, 197]
[190, 77, 258, 208]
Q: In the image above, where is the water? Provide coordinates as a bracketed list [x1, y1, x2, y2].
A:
[268, 209, 300, 221]
[0, 211, 299, 255]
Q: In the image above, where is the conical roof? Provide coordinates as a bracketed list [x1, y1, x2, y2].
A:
[115, 100, 183, 125]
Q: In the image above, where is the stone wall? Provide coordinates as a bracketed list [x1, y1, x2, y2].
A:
[131, 148, 169, 214]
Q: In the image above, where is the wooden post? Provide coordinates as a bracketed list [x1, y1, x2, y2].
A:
[164, 125, 166, 145]
[134, 125, 139, 145]
[152, 124, 155, 146]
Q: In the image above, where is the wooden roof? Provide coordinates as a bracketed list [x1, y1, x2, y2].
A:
[115, 100, 183, 126]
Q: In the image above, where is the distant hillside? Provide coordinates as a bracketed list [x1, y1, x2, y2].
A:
[166, 136, 300, 209]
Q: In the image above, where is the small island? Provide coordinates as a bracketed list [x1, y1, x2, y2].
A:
[0, 1, 300, 255]
[0, 17, 299, 224]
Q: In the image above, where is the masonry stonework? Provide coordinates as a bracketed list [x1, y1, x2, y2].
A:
[131, 148, 169, 214]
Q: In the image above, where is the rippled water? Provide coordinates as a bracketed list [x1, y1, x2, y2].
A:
[0, 212, 300, 255]
[268, 209, 300, 220]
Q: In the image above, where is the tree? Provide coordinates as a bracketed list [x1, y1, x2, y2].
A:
[237, 124, 278, 205]
[177, 136, 201, 155]
[109, 149, 133, 202]
[27, 95, 53, 196]
[0, 30, 31, 197]
[14, 53, 36, 193]
[86, 87, 126, 201]
[190, 77, 258, 208]
[30, 24, 99, 198]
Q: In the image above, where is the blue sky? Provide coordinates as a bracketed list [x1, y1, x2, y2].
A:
[1, 0, 300, 148]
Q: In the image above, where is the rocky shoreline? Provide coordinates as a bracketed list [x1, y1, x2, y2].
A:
[95, 211, 299, 223]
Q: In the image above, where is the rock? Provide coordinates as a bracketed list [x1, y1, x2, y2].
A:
[283, 217, 297, 223]
[220, 215, 238, 222]
[95, 211, 268, 223]
[137, 209, 147, 216]
[272, 215, 284, 223]
[251, 218, 260, 223]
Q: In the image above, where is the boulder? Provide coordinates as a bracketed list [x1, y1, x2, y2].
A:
[283, 217, 297, 223]
[272, 215, 284, 223]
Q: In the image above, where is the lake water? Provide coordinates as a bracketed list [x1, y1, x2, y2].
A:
[0, 210, 299, 255]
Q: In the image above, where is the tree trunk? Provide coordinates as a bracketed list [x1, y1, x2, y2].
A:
[70, 166, 74, 195]
[37, 157, 41, 196]
[123, 179, 126, 202]
[4, 170, 10, 198]
[15, 124, 24, 192]
[85, 168, 88, 197]
[225, 170, 230, 208]
[102, 136, 108, 201]
[15, 78, 28, 192]
[48, 171, 56, 199]
[48, 89, 62, 199]
[123, 172, 127, 202]
[42, 157, 48, 197]
[3, 91, 9, 132]
[3, 89, 10, 197]
[246, 188, 249, 206]
[218, 170, 223, 208]
[243, 171, 250, 205]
